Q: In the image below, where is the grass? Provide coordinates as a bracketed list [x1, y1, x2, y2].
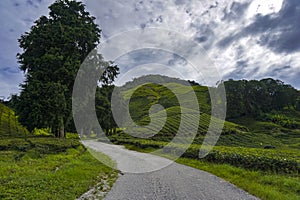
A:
[177, 158, 300, 200]
[122, 144, 300, 200]
[0, 137, 118, 200]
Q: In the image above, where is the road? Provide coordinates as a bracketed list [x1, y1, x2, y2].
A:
[82, 140, 259, 200]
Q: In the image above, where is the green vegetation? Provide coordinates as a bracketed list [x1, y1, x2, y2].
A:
[0, 1, 121, 197]
[0, 102, 117, 199]
[177, 158, 300, 200]
[106, 135, 300, 174]
[93, 75, 300, 199]
[118, 80, 245, 141]
[225, 78, 299, 119]
[0, 103, 29, 138]
[115, 76, 300, 149]
[0, 137, 118, 199]
[10, 0, 119, 138]
[0, 0, 299, 198]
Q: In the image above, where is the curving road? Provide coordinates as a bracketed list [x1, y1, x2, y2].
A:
[82, 140, 259, 200]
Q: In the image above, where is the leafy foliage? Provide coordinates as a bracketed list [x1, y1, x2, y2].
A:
[15, 0, 119, 137]
[269, 114, 298, 128]
[225, 78, 300, 119]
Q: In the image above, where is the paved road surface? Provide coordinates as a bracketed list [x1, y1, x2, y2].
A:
[82, 140, 259, 200]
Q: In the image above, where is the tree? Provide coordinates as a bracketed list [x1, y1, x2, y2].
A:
[17, 0, 118, 137]
[96, 86, 114, 136]
[296, 96, 300, 111]
[225, 78, 299, 119]
[224, 79, 246, 118]
[95, 85, 124, 136]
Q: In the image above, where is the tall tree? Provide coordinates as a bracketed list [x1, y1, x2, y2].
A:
[224, 79, 246, 118]
[17, 0, 118, 137]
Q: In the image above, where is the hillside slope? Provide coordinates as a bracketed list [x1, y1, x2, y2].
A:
[0, 102, 29, 138]
[118, 75, 300, 149]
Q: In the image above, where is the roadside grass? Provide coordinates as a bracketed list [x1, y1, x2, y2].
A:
[122, 143, 300, 200]
[0, 138, 118, 200]
[177, 158, 300, 200]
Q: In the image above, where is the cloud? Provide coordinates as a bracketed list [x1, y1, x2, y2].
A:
[218, 0, 300, 53]
[0, 0, 54, 97]
[0, 68, 24, 98]
[222, 1, 250, 22]
[0, 0, 299, 98]
[85, 0, 300, 89]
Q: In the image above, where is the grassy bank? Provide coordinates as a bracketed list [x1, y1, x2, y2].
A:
[0, 137, 118, 200]
[177, 158, 300, 200]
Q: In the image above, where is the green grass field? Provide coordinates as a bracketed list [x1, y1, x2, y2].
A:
[0, 103, 119, 199]
[0, 137, 118, 200]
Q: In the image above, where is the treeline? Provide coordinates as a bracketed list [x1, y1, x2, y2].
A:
[224, 78, 300, 119]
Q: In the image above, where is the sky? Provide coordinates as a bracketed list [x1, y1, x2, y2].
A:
[0, 0, 300, 98]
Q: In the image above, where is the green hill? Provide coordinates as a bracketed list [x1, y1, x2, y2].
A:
[0, 102, 29, 138]
[117, 75, 300, 149]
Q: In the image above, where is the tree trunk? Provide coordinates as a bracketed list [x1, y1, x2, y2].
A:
[59, 124, 65, 138]
[59, 118, 65, 138]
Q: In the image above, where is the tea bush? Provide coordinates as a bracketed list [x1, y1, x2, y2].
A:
[107, 137, 300, 174]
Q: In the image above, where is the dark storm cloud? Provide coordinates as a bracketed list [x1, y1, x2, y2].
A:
[209, 2, 219, 10]
[191, 24, 215, 50]
[115, 49, 174, 71]
[269, 65, 292, 76]
[218, 0, 300, 54]
[228, 60, 250, 78]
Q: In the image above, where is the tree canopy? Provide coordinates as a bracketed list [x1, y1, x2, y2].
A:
[225, 78, 300, 119]
[16, 0, 119, 137]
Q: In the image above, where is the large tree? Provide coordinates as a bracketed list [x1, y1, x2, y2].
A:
[17, 0, 118, 137]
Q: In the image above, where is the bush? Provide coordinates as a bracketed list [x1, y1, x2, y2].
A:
[32, 128, 54, 137]
[66, 132, 80, 139]
[270, 114, 298, 128]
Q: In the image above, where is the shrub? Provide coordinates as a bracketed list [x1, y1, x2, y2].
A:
[270, 114, 298, 128]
